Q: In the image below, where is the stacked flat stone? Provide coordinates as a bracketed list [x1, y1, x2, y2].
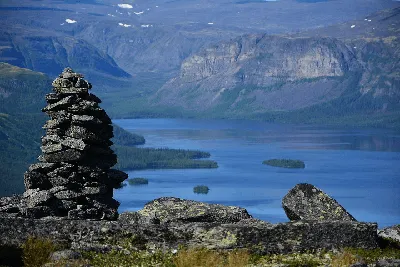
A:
[21, 68, 127, 220]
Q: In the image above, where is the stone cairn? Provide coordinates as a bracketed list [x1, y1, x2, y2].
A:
[20, 68, 127, 220]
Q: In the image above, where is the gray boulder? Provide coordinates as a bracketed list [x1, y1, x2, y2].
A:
[138, 197, 252, 224]
[282, 183, 356, 221]
[375, 259, 400, 267]
[50, 250, 82, 262]
[378, 225, 400, 245]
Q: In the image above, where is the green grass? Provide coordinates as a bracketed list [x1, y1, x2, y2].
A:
[15, 237, 400, 267]
[21, 236, 57, 267]
[263, 159, 305, 169]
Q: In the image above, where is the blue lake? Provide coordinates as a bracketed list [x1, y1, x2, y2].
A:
[113, 118, 400, 228]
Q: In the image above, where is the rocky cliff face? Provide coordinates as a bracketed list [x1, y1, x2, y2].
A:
[180, 36, 354, 82]
[155, 35, 361, 111]
[154, 8, 400, 119]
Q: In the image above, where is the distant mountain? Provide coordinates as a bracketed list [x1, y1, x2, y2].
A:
[150, 7, 400, 127]
[0, 1, 399, 126]
[0, 30, 130, 81]
[1, 0, 398, 77]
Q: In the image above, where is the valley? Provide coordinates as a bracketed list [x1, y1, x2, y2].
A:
[0, 0, 399, 128]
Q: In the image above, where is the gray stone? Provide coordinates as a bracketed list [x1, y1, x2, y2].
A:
[24, 171, 51, 190]
[65, 125, 103, 142]
[41, 143, 63, 154]
[50, 250, 82, 262]
[49, 186, 68, 194]
[46, 110, 71, 121]
[20, 206, 54, 218]
[58, 200, 77, 210]
[138, 197, 252, 224]
[42, 118, 68, 129]
[45, 93, 62, 103]
[67, 100, 98, 113]
[82, 186, 107, 195]
[28, 162, 57, 173]
[376, 259, 400, 267]
[48, 177, 70, 187]
[47, 163, 75, 178]
[41, 135, 62, 146]
[42, 149, 85, 163]
[24, 190, 54, 208]
[23, 188, 40, 198]
[350, 263, 368, 267]
[54, 190, 82, 200]
[378, 225, 400, 244]
[42, 95, 76, 112]
[61, 137, 88, 151]
[282, 183, 356, 221]
[0, 204, 20, 213]
[71, 114, 103, 125]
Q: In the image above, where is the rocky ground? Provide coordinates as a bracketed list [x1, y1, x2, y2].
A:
[1, 183, 399, 266]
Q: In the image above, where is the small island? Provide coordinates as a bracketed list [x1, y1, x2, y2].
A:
[127, 178, 149, 185]
[263, 159, 305, 169]
[193, 185, 210, 194]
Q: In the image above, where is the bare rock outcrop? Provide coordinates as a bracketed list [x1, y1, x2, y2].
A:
[0, 68, 127, 220]
[282, 183, 357, 221]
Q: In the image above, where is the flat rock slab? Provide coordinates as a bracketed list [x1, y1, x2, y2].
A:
[282, 183, 356, 221]
[138, 197, 252, 224]
[0, 215, 378, 254]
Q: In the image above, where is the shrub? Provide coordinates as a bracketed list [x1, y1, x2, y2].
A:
[173, 248, 250, 267]
[22, 236, 56, 267]
[193, 185, 209, 194]
[127, 178, 149, 185]
[331, 251, 359, 267]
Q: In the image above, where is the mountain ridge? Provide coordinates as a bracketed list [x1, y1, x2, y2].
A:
[148, 7, 399, 127]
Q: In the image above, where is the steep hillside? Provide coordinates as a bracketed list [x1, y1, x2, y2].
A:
[151, 7, 400, 127]
[0, 30, 130, 81]
[0, 64, 48, 196]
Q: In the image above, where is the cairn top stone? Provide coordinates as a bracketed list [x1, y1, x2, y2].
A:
[282, 183, 357, 221]
[52, 67, 92, 94]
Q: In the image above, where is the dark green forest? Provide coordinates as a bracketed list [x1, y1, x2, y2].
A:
[263, 159, 305, 169]
[113, 146, 218, 170]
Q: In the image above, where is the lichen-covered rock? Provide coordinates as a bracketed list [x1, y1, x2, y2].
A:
[375, 259, 400, 267]
[50, 250, 82, 262]
[282, 183, 356, 221]
[378, 225, 400, 244]
[0, 213, 378, 255]
[138, 197, 252, 224]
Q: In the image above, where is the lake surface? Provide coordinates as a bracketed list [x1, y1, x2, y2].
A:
[113, 119, 400, 228]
